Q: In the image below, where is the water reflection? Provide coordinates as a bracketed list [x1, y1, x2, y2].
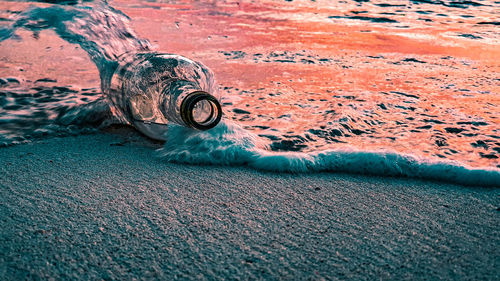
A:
[0, 0, 498, 168]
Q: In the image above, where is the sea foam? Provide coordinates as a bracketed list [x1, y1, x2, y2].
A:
[158, 120, 500, 187]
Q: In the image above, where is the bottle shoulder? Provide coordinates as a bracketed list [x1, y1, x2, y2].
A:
[116, 52, 202, 68]
[114, 51, 215, 89]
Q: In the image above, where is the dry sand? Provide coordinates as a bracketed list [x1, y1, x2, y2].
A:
[1, 130, 499, 280]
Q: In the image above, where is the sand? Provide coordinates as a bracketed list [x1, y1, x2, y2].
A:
[0, 130, 499, 280]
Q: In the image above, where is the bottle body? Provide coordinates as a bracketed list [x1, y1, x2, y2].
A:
[103, 52, 221, 140]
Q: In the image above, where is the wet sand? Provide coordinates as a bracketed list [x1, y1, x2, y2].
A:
[1, 130, 498, 280]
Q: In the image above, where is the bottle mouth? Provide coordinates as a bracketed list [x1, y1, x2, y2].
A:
[180, 91, 222, 130]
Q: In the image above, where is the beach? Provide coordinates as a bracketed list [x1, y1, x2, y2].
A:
[1, 129, 498, 280]
[1, 1, 499, 279]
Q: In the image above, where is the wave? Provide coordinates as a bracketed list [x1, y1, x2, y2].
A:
[0, 85, 111, 147]
[158, 120, 500, 187]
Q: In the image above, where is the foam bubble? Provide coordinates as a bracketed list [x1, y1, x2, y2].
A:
[158, 120, 500, 187]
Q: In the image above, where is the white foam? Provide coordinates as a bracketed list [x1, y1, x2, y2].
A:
[157, 120, 500, 187]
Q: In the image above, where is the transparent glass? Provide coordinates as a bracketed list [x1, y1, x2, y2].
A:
[103, 52, 222, 140]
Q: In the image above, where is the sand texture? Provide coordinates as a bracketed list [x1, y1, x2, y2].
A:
[1, 131, 499, 280]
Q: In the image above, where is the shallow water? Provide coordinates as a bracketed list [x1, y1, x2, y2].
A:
[0, 0, 499, 184]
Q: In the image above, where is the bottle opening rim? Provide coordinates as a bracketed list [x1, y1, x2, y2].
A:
[180, 91, 222, 130]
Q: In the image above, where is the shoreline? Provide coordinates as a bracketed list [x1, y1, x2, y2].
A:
[1, 131, 498, 279]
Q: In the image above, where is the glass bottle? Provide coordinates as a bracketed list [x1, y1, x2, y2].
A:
[102, 52, 222, 140]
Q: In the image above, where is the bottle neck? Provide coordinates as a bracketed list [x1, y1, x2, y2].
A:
[180, 91, 222, 130]
[161, 80, 222, 130]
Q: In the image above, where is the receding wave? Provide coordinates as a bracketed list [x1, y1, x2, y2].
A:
[0, 84, 110, 146]
[158, 120, 500, 187]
